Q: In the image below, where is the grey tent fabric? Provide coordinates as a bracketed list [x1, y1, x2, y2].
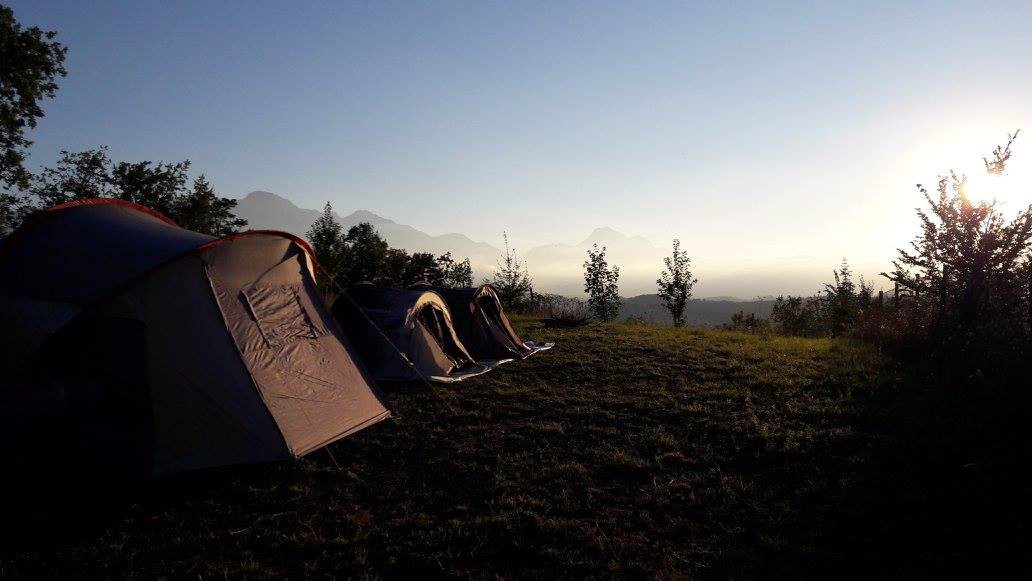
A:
[0, 199, 389, 474]
[0, 200, 213, 371]
[332, 284, 490, 383]
[409, 283, 553, 364]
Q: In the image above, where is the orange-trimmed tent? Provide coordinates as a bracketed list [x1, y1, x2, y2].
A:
[0, 199, 388, 475]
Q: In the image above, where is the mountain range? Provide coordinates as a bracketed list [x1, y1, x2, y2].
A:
[232, 191, 886, 300]
[234, 191, 671, 296]
[235, 191, 502, 268]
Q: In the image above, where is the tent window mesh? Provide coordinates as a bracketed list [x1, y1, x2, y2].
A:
[242, 285, 319, 348]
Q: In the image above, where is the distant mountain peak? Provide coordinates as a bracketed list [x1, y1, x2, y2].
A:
[581, 226, 628, 246]
[590, 226, 621, 235]
[242, 190, 289, 201]
[344, 209, 395, 225]
[233, 190, 501, 272]
[578, 226, 656, 248]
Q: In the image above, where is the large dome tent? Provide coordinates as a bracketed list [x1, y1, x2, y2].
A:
[331, 284, 491, 383]
[0, 199, 389, 476]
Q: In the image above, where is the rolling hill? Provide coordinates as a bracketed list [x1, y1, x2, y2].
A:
[3, 321, 1019, 576]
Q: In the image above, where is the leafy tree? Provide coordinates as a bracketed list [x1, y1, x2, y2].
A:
[22, 147, 246, 235]
[583, 243, 621, 321]
[404, 252, 443, 286]
[109, 159, 190, 217]
[381, 248, 411, 287]
[28, 147, 113, 207]
[175, 175, 247, 236]
[307, 213, 477, 293]
[490, 232, 534, 311]
[766, 260, 872, 337]
[822, 258, 872, 336]
[656, 239, 698, 326]
[437, 252, 473, 288]
[340, 222, 390, 285]
[306, 202, 345, 293]
[883, 130, 1032, 369]
[0, 192, 17, 233]
[0, 4, 67, 193]
[769, 295, 826, 337]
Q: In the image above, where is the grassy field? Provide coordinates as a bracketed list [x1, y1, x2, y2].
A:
[1, 320, 1028, 577]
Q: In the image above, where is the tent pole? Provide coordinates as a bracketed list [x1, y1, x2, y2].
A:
[324, 446, 343, 471]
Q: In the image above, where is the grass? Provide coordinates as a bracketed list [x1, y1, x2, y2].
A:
[1, 320, 1028, 577]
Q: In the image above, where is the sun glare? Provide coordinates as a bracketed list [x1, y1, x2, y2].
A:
[963, 165, 1032, 209]
[909, 130, 1032, 210]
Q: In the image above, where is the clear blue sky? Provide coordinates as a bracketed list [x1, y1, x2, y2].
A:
[9, 1, 1032, 292]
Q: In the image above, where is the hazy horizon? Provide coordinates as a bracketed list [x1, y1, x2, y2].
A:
[233, 189, 897, 299]
[9, 1, 1032, 296]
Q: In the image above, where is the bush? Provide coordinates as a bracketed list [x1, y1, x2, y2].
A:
[490, 233, 535, 312]
[534, 294, 591, 327]
[722, 311, 771, 334]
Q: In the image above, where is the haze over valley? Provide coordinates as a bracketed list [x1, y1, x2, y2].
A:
[235, 190, 889, 299]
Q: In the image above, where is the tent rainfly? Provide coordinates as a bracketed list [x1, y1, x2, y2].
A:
[0, 199, 389, 475]
[409, 282, 553, 364]
[331, 284, 491, 383]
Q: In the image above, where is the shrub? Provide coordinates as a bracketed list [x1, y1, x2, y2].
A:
[722, 311, 771, 334]
[535, 294, 591, 327]
[490, 232, 535, 311]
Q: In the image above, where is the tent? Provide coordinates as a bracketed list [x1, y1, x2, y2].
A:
[331, 284, 490, 382]
[409, 282, 553, 363]
[0, 199, 389, 475]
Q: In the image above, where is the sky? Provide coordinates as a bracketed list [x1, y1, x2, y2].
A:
[9, 0, 1032, 296]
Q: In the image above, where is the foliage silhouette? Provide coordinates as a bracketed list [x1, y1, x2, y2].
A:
[583, 243, 621, 321]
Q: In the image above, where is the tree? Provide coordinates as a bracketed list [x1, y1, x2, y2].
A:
[306, 202, 345, 293]
[822, 258, 872, 336]
[437, 252, 473, 288]
[340, 222, 390, 285]
[0, 4, 67, 192]
[769, 295, 826, 337]
[490, 232, 534, 311]
[883, 131, 1032, 367]
[175, 175, 247, 236]
[583, 243, 621, 321]
[109, 159, 190, 217]
[0, 192, 18, 233]
[5, 146, 112, 234]
[656, 239, 698, 326]
[28, 147, 113, 207]
[381, 248, 411, 287]
[404, 252, 442, 286]
[22, 147, 247, 235]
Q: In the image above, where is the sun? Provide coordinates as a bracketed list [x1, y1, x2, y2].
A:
[963, 165, 1032, 210]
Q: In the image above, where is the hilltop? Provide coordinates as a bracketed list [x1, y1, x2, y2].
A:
[3, 321, 1023, 576]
